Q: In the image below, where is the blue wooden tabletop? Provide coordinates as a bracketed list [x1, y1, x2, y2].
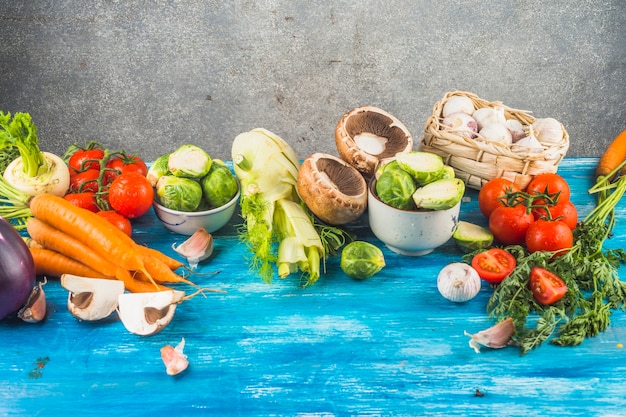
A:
[2, 157, 626, 417]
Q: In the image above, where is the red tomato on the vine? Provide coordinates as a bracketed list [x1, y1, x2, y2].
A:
[105, 155, 148, 182]
[69, 169, 102, 193]
[68, 149, 105, 173]
[489, 204, 534, 245]
[526, 173, 571, 206]
[525, 219, 573, 255]
[97, 210, 132, 236]
[471, 248, 517, 284]
[478, 178, 522, 219]
[529, 267, 567, 305]
[532, 200, 578, 230]
[108, 172, 154, 219]
[63, 192, 100, 213]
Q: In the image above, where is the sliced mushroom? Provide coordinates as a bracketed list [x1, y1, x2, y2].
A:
[297, 153, 367, 225]
[335, 106, 413, 178]
[61, 274, 125, 321]
[117, 290, 185, 336]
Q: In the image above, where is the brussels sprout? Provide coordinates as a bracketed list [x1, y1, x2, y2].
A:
[340, 241, 385, 280]
[441, 165, 456, 179]
[146, 153, 171, 187]
[168, 144, 212, 179]
[395, 151, 445, 186]
[452, 221, 494, 252]
[412, 178, 465, 210]
[201, 160, 239, 208]
[156, 175, 203, 212]
[375, 168, 417, 210]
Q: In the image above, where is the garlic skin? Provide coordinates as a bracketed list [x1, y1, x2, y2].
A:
[161, 337, 189, 376]
[472, 106, 506, 130]
[478, 123, 512, 145]
[442, 95, 475, 117]
[442, 112, 478, 139]
[172, 228, 214, 269]
[18, 279, 47, 323]
[437, 263, 481, 303]
[464, 317, 515, 353]
[531, 118, 563, 145]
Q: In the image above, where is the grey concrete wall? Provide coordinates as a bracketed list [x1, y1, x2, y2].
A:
[1, 1, 624, 163]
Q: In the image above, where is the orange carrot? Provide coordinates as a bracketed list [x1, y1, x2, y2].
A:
[140, 255, 197, 287]
[29, 194, 150, 276]
[115, 268, 172, 293]
[30, 247, 108, 279]
[135, 245, 184, 270]
[596, 129, 626, 179]
[27, 217, 121, 278]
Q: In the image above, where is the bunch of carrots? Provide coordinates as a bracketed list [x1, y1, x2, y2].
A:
[25, 193, 195, 293]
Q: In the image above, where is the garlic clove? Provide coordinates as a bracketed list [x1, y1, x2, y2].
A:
[161, 337, 189, 376]
[18, 279, 48, 323]
[464, 317, 515, 353]
[117, 290, 185, 336]
[61, 274, 125, 321]
[172, 228, 214, 269]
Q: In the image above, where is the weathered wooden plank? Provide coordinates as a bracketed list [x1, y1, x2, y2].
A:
[1, 157, 625, 416]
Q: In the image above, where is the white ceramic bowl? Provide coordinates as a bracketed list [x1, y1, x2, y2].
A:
[367, 179, 461, 256]
[153, 186, 240, 236]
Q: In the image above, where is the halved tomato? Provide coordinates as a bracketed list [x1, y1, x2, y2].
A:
[529, 267, 567, 305]
[471, 248, 516, 284]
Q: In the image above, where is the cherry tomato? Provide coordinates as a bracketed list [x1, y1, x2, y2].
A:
[471, 248, 517, 284]
[68, 149, 105, 173]
[529, 267, 567, 305]
[478, 178, 522, 219]
[526, 173, 571, 206]
[63, 192, 99, 213]
[532, 200, 578, 230]
[108, 172, 154, 219]
[105, 154, 149, 182]
[525, 219, 573, 255]
[97, 210, 132, 236]
[69, 169, 102, 193]
[489, 204, 534, 245]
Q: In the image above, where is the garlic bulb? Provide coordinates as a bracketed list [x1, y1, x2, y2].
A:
[172, 228, 214, 269]
[478, 123, 512, 145]
[505, 119, 526, 142]
[472, 106, 506, 130]
[464, 317, 515, 353]
[511, 128, 545, 154]
[437, 263, 481, 303]
[442, 95, 475, 117]
[531, 118, 563, 145]
[442, 112, 478, 138]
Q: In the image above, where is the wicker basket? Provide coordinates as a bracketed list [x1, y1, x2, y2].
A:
[420, 91, 570, 190]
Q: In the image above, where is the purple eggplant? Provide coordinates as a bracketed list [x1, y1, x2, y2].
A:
[0, 217, 36, 320]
